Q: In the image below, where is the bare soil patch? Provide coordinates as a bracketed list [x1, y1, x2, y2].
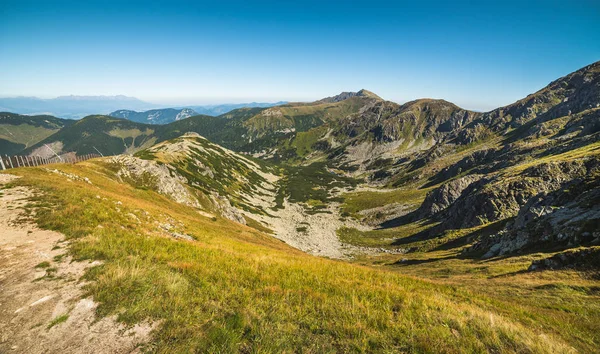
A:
[0, 173, 154, 354]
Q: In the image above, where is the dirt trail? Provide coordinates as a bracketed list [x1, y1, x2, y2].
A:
[0, 174, 153, 354]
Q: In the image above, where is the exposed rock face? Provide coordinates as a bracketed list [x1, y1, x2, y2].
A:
[439, 159, 594, 231]
[210, 192, 247, 225]
[110, 155, 201, 208]
[418, 174, 483, 217]
[465, 158, 600, 258]
[528, 247, 600, 271]
[335, 99, 479, 146]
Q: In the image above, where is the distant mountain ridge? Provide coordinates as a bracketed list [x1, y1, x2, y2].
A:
[109, 108, 198, 125]
[0, 95, 287, 120]
[186, 102, 287, 116]
[0, 95, 157, 119]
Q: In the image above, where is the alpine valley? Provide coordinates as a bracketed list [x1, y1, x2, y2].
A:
[1, 61, 600, 353]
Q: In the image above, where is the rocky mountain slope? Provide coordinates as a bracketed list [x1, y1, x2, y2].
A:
[111, 133, 367, 258]
[330, 61, 600, 266]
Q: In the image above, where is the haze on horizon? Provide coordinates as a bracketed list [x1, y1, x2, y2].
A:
[1, 0, 599, 111]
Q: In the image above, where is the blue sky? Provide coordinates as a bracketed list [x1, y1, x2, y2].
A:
[1, 0, 599, 111]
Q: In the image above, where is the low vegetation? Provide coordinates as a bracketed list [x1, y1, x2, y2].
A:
[4, 163, 578, 353]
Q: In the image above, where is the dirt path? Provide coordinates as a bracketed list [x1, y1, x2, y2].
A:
[0, 174, 154, 354]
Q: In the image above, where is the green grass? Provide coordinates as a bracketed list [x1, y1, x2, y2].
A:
[341, 187, 431, 218]
[2, 164, 576, 353]
[337, 219, 438, 249]
[360, 249, 600, 353]
[47, 314, 69, 329]
[35, 261, 51, 269]
[274, 162, 357, 209]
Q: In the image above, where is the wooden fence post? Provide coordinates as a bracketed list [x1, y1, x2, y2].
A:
[7, 155, 14, 169]
[0, 156, 6, 170]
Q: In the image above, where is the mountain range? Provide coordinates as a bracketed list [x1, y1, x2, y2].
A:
[109, 108, 199, 124]
[0, 96, 287, 119]
[1, 60, 599, 352]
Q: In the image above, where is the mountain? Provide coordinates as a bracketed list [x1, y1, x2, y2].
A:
[3, 62, 600, 352]
[23, 93, 376, 158]
[23, 115, 159, 157]
[324, 61, 600, 263]
[314, 89, 382, 104]
[0, 112, 74, 155]
[109, 108, 198, 124]
[8, 62, 600, 262]
[0, 95, 157, 119]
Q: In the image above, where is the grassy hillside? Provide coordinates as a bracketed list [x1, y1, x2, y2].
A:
[24, 115, 158, 156]
[2, 162, 580, 353]
[0, 112, 73, 154]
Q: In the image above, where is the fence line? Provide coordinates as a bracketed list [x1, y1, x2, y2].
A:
[0, 153, 101, 171]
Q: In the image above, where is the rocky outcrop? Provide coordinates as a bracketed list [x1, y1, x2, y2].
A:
[465, 158, 600, 258]
[440, 159, 594, 231]
[210, 192, 247, 225]
[528, 247, 600, 271]
[418, 174, 483, 217]
[110, 155, 201, 208]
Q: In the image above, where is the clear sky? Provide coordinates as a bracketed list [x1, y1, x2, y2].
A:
[1, 0, 599, 111]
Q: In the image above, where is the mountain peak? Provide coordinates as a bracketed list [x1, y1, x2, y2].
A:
[315, 89, 382, 104]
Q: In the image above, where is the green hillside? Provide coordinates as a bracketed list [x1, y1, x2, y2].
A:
[0, 112, 73, 154]
[23, 115, 158, 156]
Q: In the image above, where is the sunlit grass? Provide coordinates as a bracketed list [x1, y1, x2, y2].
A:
[341, 188, 431, 218]
[1, 162, 577, 353]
